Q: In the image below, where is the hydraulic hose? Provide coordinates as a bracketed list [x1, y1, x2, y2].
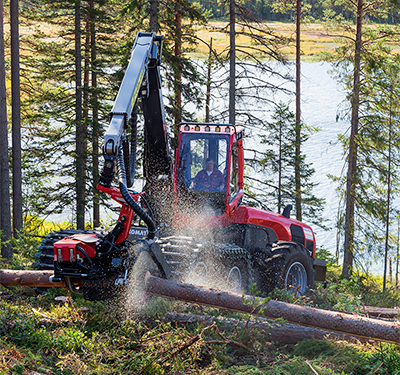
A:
[122, 104, 137, 188]
[116, 147, 156, 239]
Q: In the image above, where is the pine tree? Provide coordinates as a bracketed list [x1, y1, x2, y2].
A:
[258, 102, 325, 225]
[0, 0, 12, 258]
[323, 11, 400, 276]
[10, 0, 23, 237]
[20, 0, 122, 226]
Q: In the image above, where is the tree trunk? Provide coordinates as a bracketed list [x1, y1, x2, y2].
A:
[205, 38, 212, 123]
[383, 84, 393, 291]
[278, 118, 282, 214]
[150, 0, 157, 33]
[145, 274, 400, 344]
[361, 305, 400, 319]
[165, 312, 373, 345]
[0, 269, 66, 287]
[0, 0, 12, 259]
[10, 0, 23, 238]
[396, 219, 399, 287]
[82, 14, 90, 226]
[90, 0, 99, 227]
[342, 0, 363, 278]
[294, 0, 302, 221]
[83, 19, 90, 151]
[229, 0, 235, 126]
[75, 0, 85, 230]
[173, 2, 182, 138]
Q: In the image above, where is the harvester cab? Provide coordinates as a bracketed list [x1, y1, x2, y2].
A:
[174, 123, 244, 225]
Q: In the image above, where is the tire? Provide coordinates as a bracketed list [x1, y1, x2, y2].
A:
[126, 247, 162, 310]
[189, 259, 209, 287]
[222, 259, 250, 294]
[253, 242, 314, 295]
[189, 255, 250, 294]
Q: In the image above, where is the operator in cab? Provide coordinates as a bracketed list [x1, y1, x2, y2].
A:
[190, 157, 225, 192]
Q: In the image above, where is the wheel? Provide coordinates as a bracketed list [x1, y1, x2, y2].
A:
[285, 261, 308, 295]
[189, 260, 209, 286]
[223, 260, 249, 294]
[126, 247, 162, 311]
[188, 243, 251, 293]
[253, 242, 314, 296]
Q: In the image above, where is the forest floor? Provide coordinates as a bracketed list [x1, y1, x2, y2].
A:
[1, 232, 400, 374]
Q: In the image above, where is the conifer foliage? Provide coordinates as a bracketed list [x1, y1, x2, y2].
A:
[323, 2, 400, 276]
[257, 102, 325, 226]
[21, 0, 119, 226]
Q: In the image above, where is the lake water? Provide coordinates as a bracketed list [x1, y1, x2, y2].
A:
[293, 62, 347, 258]
[232, 61, 385, 275]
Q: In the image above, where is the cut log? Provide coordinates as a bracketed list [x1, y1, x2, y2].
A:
[164, 312, 373, 345]
[0, 270, 66, 288]
[361, 306, 400, 319]
[145, 273, 400, 345]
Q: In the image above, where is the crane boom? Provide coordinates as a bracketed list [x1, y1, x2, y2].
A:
[100, 32, 171, 187]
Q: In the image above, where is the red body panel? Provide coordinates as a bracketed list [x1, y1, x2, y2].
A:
[232, 206, 316, 257]
[95, 123, 317, 260]
[54, 234, 98, 262]
[232, 206, 291, 241]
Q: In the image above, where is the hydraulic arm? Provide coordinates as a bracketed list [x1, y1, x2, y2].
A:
[98, 32, 172, 239]
[100, 32, 171, 189]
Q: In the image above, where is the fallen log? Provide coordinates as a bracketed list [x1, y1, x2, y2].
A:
[0, 270, 66, 288]
[361, 306, 400, 319]
[145, 273, 400, 345]
[164, 312, 373, 345]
